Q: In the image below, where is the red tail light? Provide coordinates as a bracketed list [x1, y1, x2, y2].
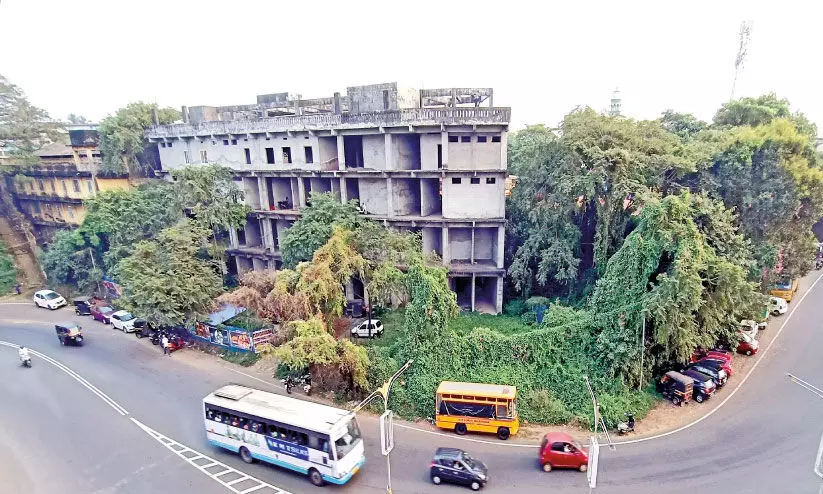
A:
[430, 461, 436, 468]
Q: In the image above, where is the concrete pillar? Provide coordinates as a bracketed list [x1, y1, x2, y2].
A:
[441, 227, 450, 265]
[496, 225, 505, 268]
[384, 133, 394, 170]
[344, 280, 354, 301]
[258, 177, 270, 210]
[340, 177, 348, 202]
[386, 177, 394, 218]
[262, 218, 274, 250]
[471, 273, 476, 312]
[229, 228, 239, 248]
[336, 135, 346, 170]
[268, 259, 277, 270]
[440, 132, 449, 169]
[495, 275, 504, 314]
[500, 132, 508, 170]
[297, 177, 307, 207]
[235, 257, 243, 275]
[470, 227, 475, 263]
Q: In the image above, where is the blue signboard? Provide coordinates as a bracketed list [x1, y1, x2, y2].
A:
[264, 436, 310, 461]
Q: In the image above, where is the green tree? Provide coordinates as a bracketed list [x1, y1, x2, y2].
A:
[713, 93, 818, 142]
[116, 220, 222, 326]
[39, 229, 102, 292]
[659, 110, 708, 141]
[98, 102, 180, 175]
[281, 192, 361, 267]
[0, 73, 62, 168]
[0, 240, 17, 292]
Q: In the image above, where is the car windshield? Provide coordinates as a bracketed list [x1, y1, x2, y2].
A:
[333, 418, 362, 460]
[460, 452, 477, 467]
[44, 292, 60, 300]
[101, 306, 113, 312]
[120, 313, 135, 321]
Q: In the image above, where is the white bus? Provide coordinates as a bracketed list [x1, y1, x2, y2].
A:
[203, 384, 365, 486]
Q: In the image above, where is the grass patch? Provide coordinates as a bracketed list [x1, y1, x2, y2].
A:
[223, 310, 268, 331]
[219, 350, 261, 367]
[361, 309, 407, 348]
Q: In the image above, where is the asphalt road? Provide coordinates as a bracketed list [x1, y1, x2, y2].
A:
[1, 273, 822, 494]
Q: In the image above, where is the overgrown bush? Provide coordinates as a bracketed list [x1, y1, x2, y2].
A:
[503, 299, 527, 316]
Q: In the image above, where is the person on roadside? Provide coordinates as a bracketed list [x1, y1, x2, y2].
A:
[161, 334, 170, 356]
[14, 284, 21, 295]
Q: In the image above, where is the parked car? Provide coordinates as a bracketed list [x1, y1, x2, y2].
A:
[430, 448, 488, 491]
[684, 362, 728, 387]
[110, 310, 137, 332]
[73, 296, 93, 315]
[737, 319, 759, 340]
[90, 305, 115, 324]
[55, 321, 84, 346]
[698, 357, 734, 377]
[351, 319, 384, 338]
[657, 371, 694, 406]
[737, 332, 759, 356]
[769, 296, 788, 316]
[538, 432, 588, 472]
[680, 369, 716, 403]
[690, 349, 732, 365]
[133, 319, 153, 338]
[34, 289, 67, 310]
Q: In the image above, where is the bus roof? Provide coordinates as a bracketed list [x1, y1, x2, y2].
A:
[436, 381, 517, 399]
[204, 384, 353, 436]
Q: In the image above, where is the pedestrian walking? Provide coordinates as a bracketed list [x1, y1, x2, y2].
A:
[162, 334, 170, 356]
[14, 283, 21, 295]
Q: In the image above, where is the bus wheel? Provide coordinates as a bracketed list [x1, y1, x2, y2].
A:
[308, 468, 324, 486]
[454, 423, 467, 435]
[239, 446, 253, 464]
[497, 427, 510, 440]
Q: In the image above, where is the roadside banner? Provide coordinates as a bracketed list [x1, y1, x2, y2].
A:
[229, 330, 252, 350]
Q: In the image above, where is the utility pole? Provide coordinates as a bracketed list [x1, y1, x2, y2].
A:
[638, 314, 646, 391]
[730, 20, 753, 100]
[354, 360, 413, 494]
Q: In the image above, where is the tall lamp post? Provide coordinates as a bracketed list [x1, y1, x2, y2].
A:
[354, 359, 413, 494]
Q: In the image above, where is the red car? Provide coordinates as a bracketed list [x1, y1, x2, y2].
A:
[539, 432, 588, 473]
[90, 305, 115, 324]
[737, 333, 759, 356]
[690, 349, 732, 365]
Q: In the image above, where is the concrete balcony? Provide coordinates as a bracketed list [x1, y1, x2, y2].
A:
[145, 107, 511, 139]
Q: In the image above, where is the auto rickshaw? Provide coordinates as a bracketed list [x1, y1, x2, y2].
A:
[657, 371, 694, 406]
[73, 296, 93, 316]
[56, 322, 84, 346]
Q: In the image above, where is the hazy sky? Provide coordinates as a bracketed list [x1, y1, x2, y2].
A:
[1, 0, 821, 131]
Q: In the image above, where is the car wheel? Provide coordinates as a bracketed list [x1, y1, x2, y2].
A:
[497, 427, 510, 440]
[60, 337, 65, 346]
[239, 446, 253, 464]
[695, 393, 705, 403]
[745, 349, 752, 356]
[431, 475, 442, 485]
[579, 463, 588, 473]
[308, 468, 324, 486]
[542, 463, 552, 472]
[454, 423, 467, 435]
[470, 481, 481, 491]
[672, 396, 681, 406]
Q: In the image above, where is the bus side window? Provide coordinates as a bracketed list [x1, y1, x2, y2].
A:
[319, 438, 329, 454]
[278, 427, 290, 441]
[267, 424, 278, 437]
[496, 404, 506, 418]
[297, 433, 308, 446]
[206, 409, 215, 421]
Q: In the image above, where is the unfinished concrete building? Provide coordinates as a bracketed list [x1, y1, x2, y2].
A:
[146, 83, 510, 313]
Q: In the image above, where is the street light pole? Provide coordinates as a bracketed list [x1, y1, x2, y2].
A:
[638, 314, 646, 391]
[354, 359, 413, 494]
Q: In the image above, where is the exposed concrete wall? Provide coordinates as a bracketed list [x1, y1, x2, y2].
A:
[252, 258, 267, 271]
[474, 227, 496, 261]
[420, 133, 442, 170]
[397, 85, 421, 109]
[275, 220, 292, 249]
[242, 177, 261, 209]
[442, 174, 505, 219]
[317, 136, 338, 165]
[244, 219, 262, 246]
[449, 227, 472, 261]
[362, 135, 386, 170]
[270, 178, 293, 207]
[345, 178, 360, 203]
[359, 179, 388, 215]
[394, 134, 421, 170]
[392, 178, 420, 216]
[236, 256, 253, 275]
[310, 177, 332, 194]
[422, 227, 443, 257]
[447, 133, 503, 170]
[95, 177, 130, 192]
[347, 83, 419, 113]
[420, 178, 441, 216]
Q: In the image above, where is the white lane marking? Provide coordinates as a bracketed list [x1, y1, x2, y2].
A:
[130, 418, 291, 494]
[394, 423, 538, 448]
[815, 431, 823, 479]
[614, 270, 823, 446]
[0, 340, 129, 416]
[227, 368, 283, 390]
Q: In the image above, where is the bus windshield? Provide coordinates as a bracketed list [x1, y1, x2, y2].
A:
[333, 418, 362, 459]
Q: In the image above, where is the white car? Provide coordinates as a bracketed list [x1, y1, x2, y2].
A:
[110, 310, 137, 332]
[33, 289, 67, 310]
[769, 296, 788, 316]
[737, 319, 759, 340]
[351, 319, 384, 338]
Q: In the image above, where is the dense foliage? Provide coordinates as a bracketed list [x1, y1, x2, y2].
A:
[0, 240, 17, 293]
[0, 73, 62, 168]
[98, 102, 180, 175]
[280, 192, 362, 268]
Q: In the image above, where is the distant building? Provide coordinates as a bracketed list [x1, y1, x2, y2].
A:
[609, 88, 622, 117]
[11, 125, 131, 242]
[147, 82, 510, 313]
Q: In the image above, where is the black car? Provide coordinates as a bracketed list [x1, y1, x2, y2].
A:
[430, 448, 488, 491]
[73, 297, 93, 316]
[683, 362, 728, 387]
[133, 319, 154, 339]
[680, 369, 717, 403]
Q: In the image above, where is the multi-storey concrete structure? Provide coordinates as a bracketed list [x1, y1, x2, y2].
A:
[146, 83, 510, 313]
[12, 126, 131, 242]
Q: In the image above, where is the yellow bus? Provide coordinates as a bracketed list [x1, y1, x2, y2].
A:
[769, 278, 798, 303]
[435, 381, 519, 440]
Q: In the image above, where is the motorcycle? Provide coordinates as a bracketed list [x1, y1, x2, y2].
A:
[617, 413, 635, 435]
[299, 374, 312, 396]
[19, 354, 32, 368]
[281, 374, 312, 396]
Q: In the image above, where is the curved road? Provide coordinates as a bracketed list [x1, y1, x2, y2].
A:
[1, 274, 821, 493]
